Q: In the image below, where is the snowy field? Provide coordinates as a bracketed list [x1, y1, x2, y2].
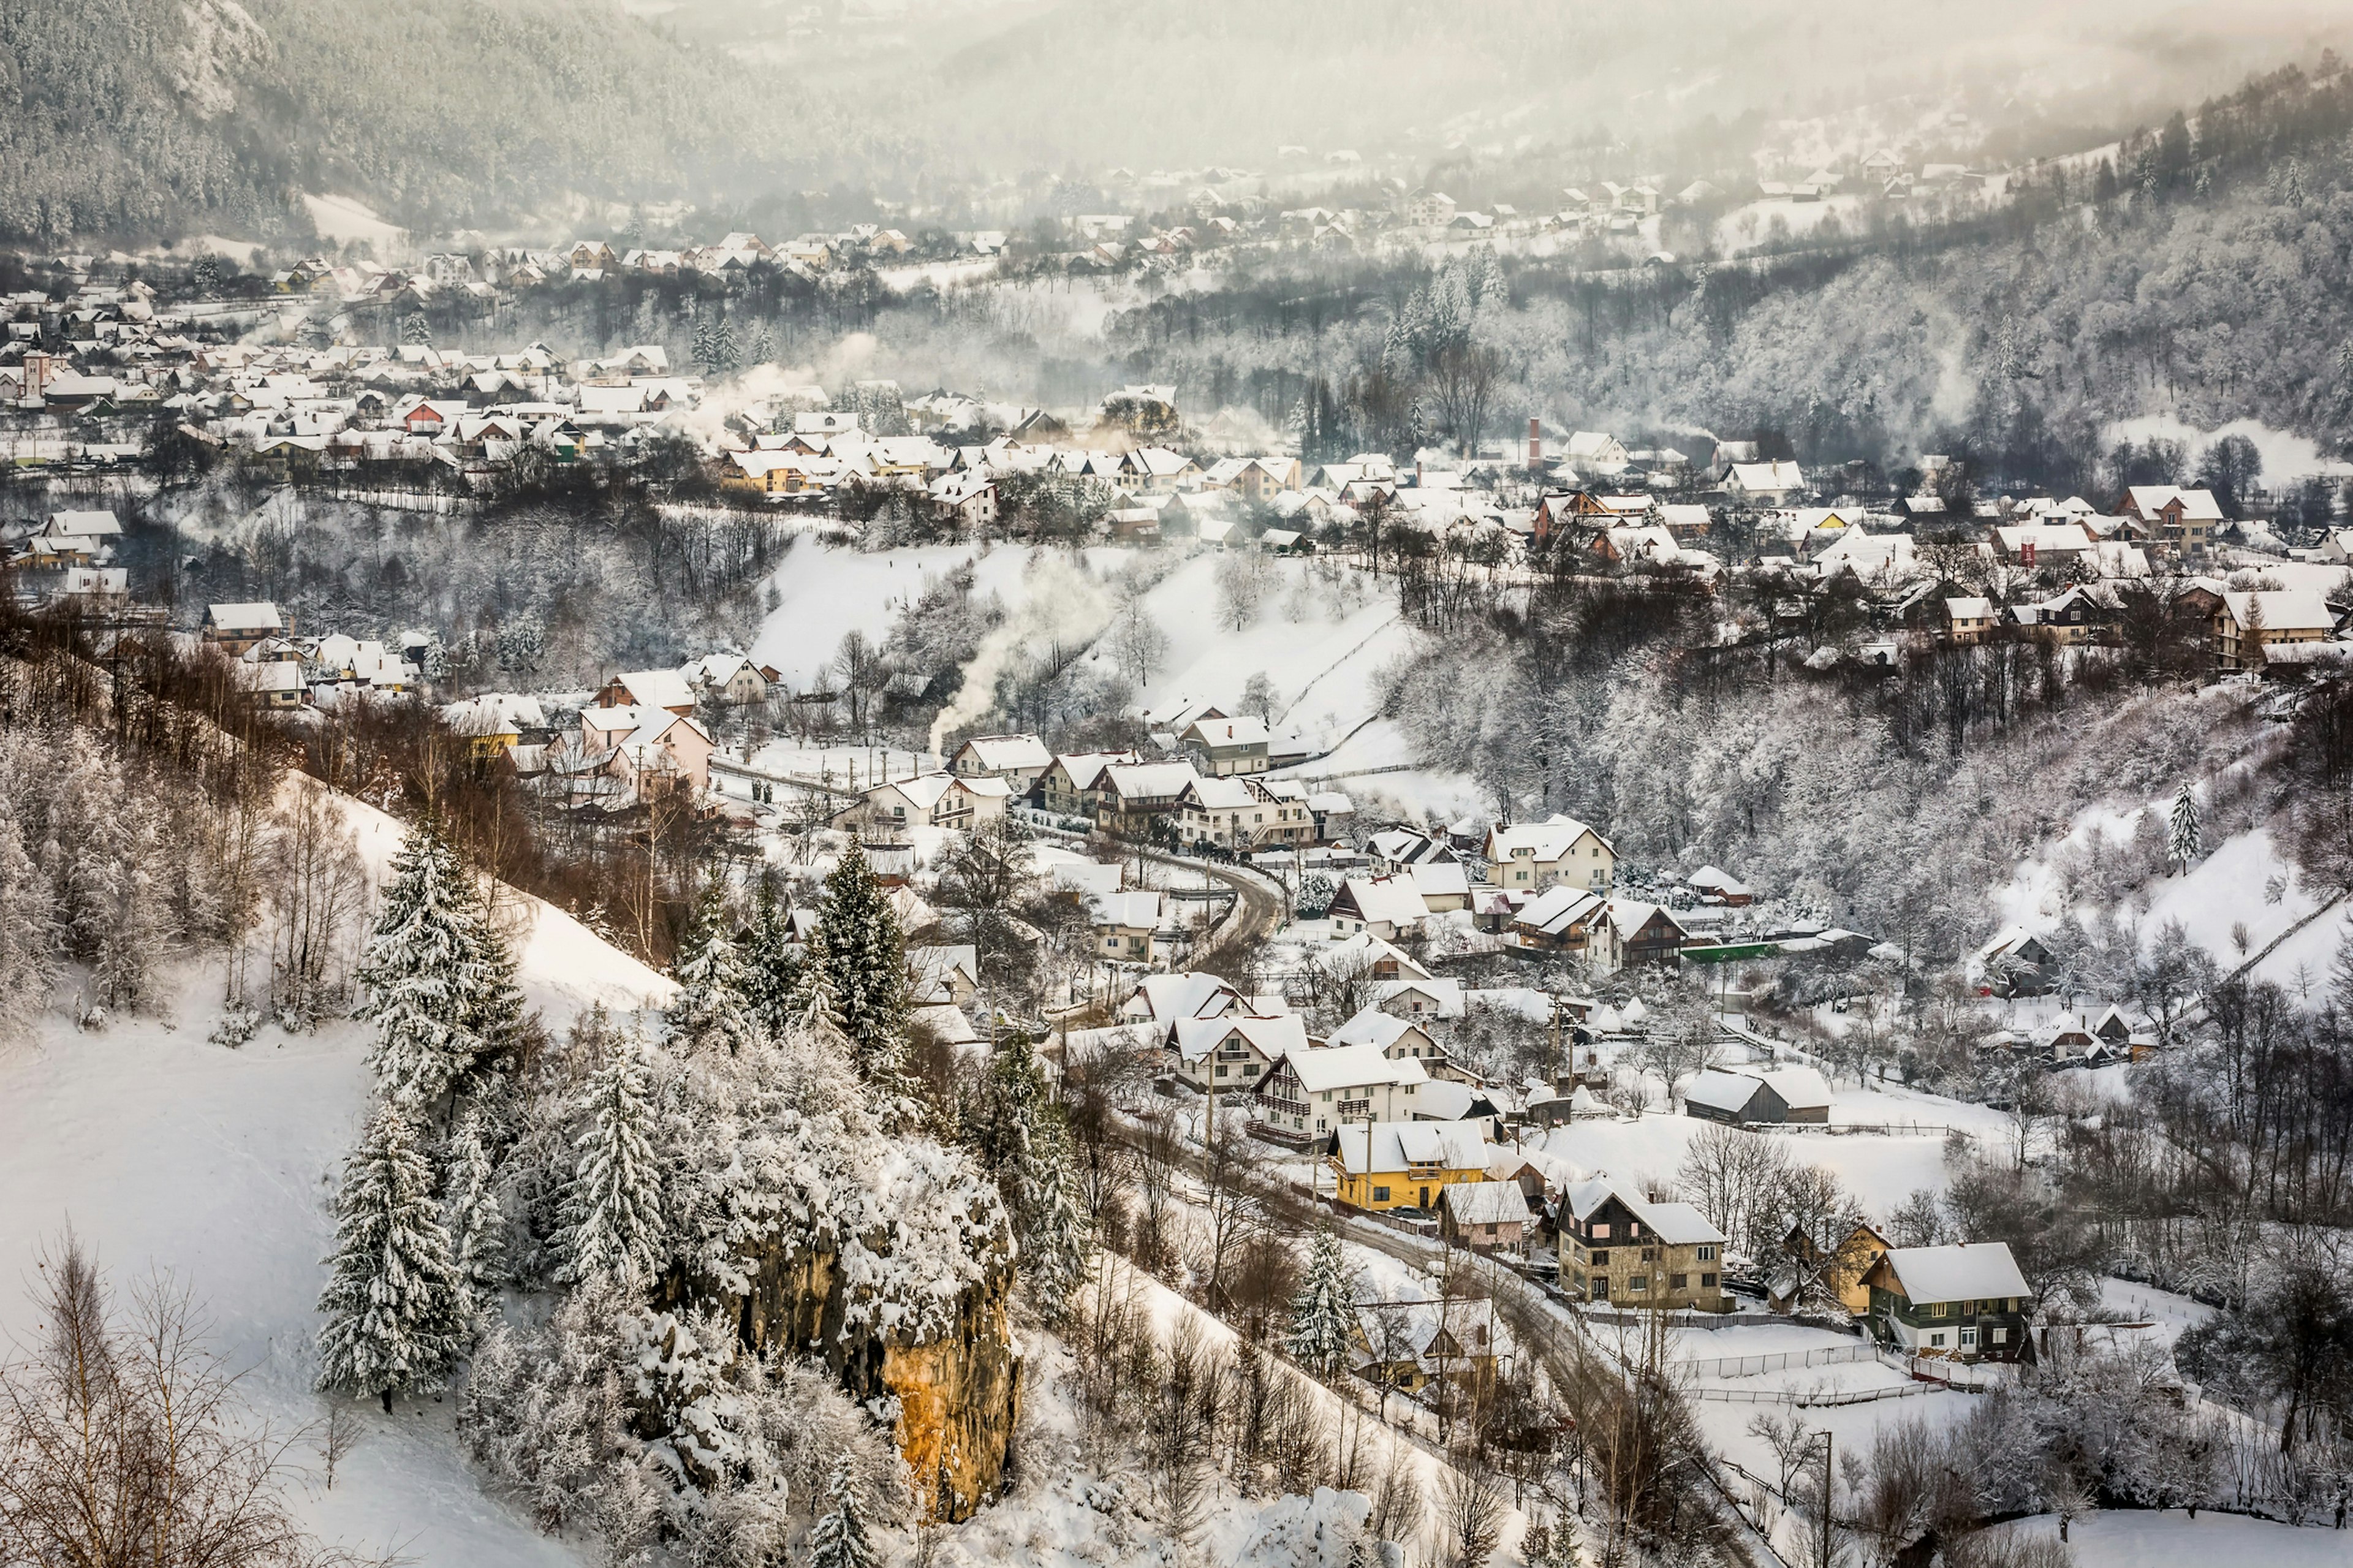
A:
[0, 784, 670, 1566]
[1986, 1509, 2351, 1567]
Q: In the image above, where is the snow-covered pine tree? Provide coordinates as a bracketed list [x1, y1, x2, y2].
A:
[805, 1455, 879, 1568]
[0, 790, 54, 1040]
[558, 1028, 668, 1289]
[670, 877, 758, 1056]
[443, 1107, 505, 1341]
[741, 876, 803, 1038]
[974, 1031, 1088, 1318]
[2168, 782, 2203, 874]
[353, 818, 491, 1108]
[817, 843, 911, 1087]
[465, 910, 531, 1105]
[317, 1103, 465, 1412]
[1286, 1221, 1355, 1381]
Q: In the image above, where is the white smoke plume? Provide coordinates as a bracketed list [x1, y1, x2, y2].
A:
[928, 554, 1114, 754]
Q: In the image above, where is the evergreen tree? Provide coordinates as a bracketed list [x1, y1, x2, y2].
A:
[317, 1104, 465, 1412]
[1286, 1221, 1356, 1380]
[0, 790, 55, 1040]
[401, 310, 432, 346]
[2168, 781, 2203, 874]
[805, 1456, 879, 1568]
[558, 1029, 667, 1289]
[817, 843, 911, 1086]
[670, 877, 758, 1056]
[974, 1032, 1089, 1319]
[354, 819, 491, 1108]
[443, 1108, 505, 1342]
[741, 876, 803, 1038]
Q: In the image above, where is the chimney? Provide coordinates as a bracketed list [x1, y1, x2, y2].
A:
[1528, 417, 1542, 471]
[1415, 459, 1423, 488]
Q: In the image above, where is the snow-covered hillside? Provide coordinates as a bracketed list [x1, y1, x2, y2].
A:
[749, 537, 1481, 810]
[0, 785, 670, 1565]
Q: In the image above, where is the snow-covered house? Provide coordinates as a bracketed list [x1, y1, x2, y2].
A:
[1327, 1118, 1490, 1211]
[1860, 1243, 2033, 1361]
[862, 771, 1010, 834]
[1171, 1012, 1308, 1095]
[594, 668, 697, 716]
[1681, 1066, 1832, 1125]
[1726, 461, 1806, 502]
[1325, 875, 1431, 941]
[680, 653, 779, 706]
[947, 733, 1053, 789]
[203, 600, 286, 655]
[1256, 1040, 1432, 1141]
[1506, 885, 1621, 969]
[1439, 1181, 1534, 1255]
[1485, 815, 1615, 892]
[1558, 1178, 1727, 1311]
[1090, 888, 1167, 967]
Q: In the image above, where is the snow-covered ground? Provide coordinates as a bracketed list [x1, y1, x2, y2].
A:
[0, 784, 671, 1566]
[1987, 1508, 2350, 1567]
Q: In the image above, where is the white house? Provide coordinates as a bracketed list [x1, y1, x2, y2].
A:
[1254, 1040, 1431, 1139]
[1485, 815, 1615, 892]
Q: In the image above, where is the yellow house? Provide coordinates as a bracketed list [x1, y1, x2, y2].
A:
[1330, 1119, 1493, 1212]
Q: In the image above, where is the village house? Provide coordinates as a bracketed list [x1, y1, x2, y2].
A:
[1352, 1294, 1516, 1399]
[594, 668, 697, 716]
[1180, 714, 1272, 776]
[1324, 931, 1433, 984]
[679, 653, 779, 706]
[862, 770, 1011, 835]
[1558, 1178, 1729, 1311]
[234, 658, 306, 709]
[2120, 485, 2224, 558]
[1327, 1006, 1463, 1074]
[1687, 865, 1753, 905]
[567, 704, 715, 800]
[1171, 1012, 1306, 1095]
[1682, 1066, 1834, 1126]
[1325, 874, 1432, 941]
[1096, 760, 1199, 835]
[1089, 888, 1167, 967]
[2213, 588, 2334, 671]
[1328, 1119, 1491, 1211]
[202, 601, 287, 656]
[948, 732, 1054, 792]
[1944, 596, 1998, 645]
[1439, 1181, 1534, 1256]
[1861, 1242, 2033, 1361]
[906, 945, 982, 1009]
[1123, 969, 1256, 1029]
[442, 692, 548, 759]
[1607, 899, 1691, 966]
[1726, 461, 1806, 503]
[1174, 774, 1313, 850]
[1259, 1041, 1432, 1138]
[1038, 749, 1141, 818]
[1485, 815, 1615, 892]
[1507, 885, 1623, 969]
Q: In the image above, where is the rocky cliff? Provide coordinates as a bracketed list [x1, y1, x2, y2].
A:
[688, 1232, 1021, 1520]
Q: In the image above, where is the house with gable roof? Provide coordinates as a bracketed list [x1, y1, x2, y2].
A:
[1171, 1012, 1308, 1095]
[948, 733, 1053, 790]
[1485, 814, 1614, 892]
[1558, 1177, 1728, 1311]
[1326, 875, 1432, 941]
[1327, 1118, 1488, 1210]
[1860, 1242, 2033, 1360]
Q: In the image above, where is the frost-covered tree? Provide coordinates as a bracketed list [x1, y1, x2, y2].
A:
[443, 1108, 505, 1341]
[353, 819, 491, 1108]
[558, 1029, 668, 1289]
[400, 310, 431, 346]
[0, 792, 56, 1038]
[741, 876, 802, 1038]
[971, 1031, 1088, 1318]
[1286, 1221, 1356, 1380]
[816, 844, 911, 1088]
[670, 877, 758, 1056]
[317, 1103, 464, 1412]
[2168, 782, 2203, 874]
[805, 1456, 879, 1568]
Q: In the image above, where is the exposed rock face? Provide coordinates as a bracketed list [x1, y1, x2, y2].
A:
[698, 1237, 1021, 1520]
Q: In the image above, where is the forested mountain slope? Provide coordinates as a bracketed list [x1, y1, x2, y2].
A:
[0, 0, 870, 243]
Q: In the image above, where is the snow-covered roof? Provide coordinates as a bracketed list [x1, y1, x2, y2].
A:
[1123, 971, 1244, 1023]
[610, 667, 695, 710]
[1327, 1007, 1425, 1053]
[1756, 1066, 1832, 1113]
[1172, 1012, 1308, 1064]
[1688, 865, 1749, 896]
[206, 601, 282, 630]
[1441, 1181, 1530, 1226]
[1320, 931, 1432, 979]
[1487, 814, 1610, 863]
[1334, 875, 1432, 926]
[1332, 1119, 1490, 1176]
[1516, 884, 1607, 936]
[1879, 1242, 2030, 1305]
[1561, 1178, 1725, 1246]
[1278, 1039, 1428, 1094]
[1376, 976, 1466, 1019]
[1408, 860, 1470, 900]
[955, 733, 1051, 771]
[1090, 890, 1164, 930]
[1682, 1069, 1761, 1115]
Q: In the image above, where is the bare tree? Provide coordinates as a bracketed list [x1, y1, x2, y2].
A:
[318, 1399, 361, 1490]
[0, 1234, 373, 1568]
[1436, 1460, 1506, 1568]
[265, 785, 369, 1031]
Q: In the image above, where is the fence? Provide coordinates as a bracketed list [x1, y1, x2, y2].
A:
[1674, 1343, 1874, 1380]
[1688, 1381, 1939, 1409]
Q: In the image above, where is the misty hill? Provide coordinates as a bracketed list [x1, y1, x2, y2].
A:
[0, 0, 873, 244]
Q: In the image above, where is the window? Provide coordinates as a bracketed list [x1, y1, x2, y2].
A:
[1629, 1277, 1648, 1293]
[1590, 1250, 1609, 1267]
[1929, 1332, 1946, 1347]
[1932, 1301, 1950, 1317]
[1640, 1248, 1658, 1262]
[1990, 1326, 2007, 1344]
[1960, 1328, 1978, 1349]
[1697, 1245, 1718, 1262]
[1214, 1064, 1227, 1077]
[1700, 1273, 1718, 1289]
[1669, 1273, 1688, 1289]
[1373, 1186, 1390, 1203]
[1591, 1222, 1610, 1240]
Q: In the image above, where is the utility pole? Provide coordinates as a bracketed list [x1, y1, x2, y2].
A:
[1818, 1428, 1834, 1568]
